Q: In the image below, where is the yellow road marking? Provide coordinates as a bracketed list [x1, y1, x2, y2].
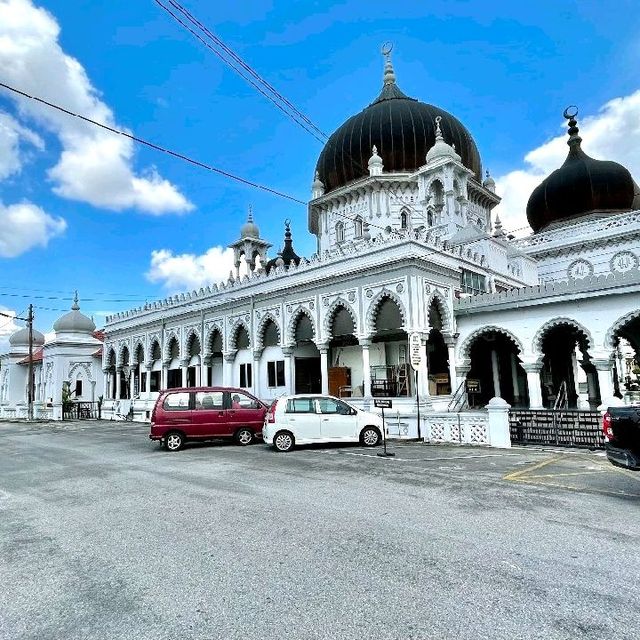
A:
[524, 470, 606, 479]
[503, 454, 564, 481]
[507, 476, 640, 498]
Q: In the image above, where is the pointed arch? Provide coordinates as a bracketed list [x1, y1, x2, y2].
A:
[148, 339, 162, 363]
[532, 317, 594, 354]
[105, 347, 116, 368]
[459, 325, 524, 362]
[229, 321, 251, 351]
[323, 298, 358, 340]
[287, 306, 316, 345]
[206, 326, 224, 355]
[118, 343, 131, 367]
[257, 313, 281, 349]
[164, 332, 180, 362]
[186, 329, 201, 357]
[133, 340, 145, 365]
[366, 290, 407, 336]
[426, 290, 452, 333]
[606, 309, 640, 349]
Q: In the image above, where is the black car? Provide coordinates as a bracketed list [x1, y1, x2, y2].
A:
[603, 406, 640, 470]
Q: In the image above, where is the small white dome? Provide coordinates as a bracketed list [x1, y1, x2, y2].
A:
[483, 170, 496, 192]
[368, 145, 383, 168]
[53, 293, 96, 334]
[426, 115, 461, 164]
[9, 327, 45, 347]
[240, 206, 260, 239]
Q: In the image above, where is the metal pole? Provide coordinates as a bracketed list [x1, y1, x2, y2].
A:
[27, 304, 34, 421]
[415, 369, 421, 440]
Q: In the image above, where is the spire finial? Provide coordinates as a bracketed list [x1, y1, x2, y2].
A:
[493, 213, 505, 237]
[563, 105, 582, 147]
[72, 290, 80, 311]
[381, 42, 396, 86]
[434, 115, 443, 141]
[247, 203, 253, 223]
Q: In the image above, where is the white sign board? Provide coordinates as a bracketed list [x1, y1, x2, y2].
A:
[409, 332, 422, 372]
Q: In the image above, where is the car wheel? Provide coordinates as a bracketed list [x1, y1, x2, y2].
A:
[165, 431, 184, 452]
[235, 427, 254, 446]
[361, 426, 381, 447]
[273, 431, 294, 452]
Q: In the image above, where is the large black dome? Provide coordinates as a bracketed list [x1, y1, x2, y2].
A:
[315, 58, 482, 193]
[527, 111, 636, 233]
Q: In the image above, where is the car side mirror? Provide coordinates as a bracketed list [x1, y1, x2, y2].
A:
[351, 408, 357, 415]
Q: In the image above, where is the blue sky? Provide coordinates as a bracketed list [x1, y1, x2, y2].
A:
[0, 0, 639, 338]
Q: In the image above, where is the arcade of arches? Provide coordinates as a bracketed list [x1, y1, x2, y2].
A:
[102, 308, 639, 410]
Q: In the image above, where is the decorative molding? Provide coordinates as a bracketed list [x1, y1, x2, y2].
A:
[531, 317, 594, 353]
[459, 325, 525, 361]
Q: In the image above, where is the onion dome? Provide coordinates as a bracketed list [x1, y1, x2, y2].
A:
[53, 292, 96, 334]
[265, 220, 301, 273]
[526, 107, 637, 232]
[315, 47, 482, 193]
[426, 115, 461, 164]
[9, 326, 45, 347]
[240, 205, 260, 239]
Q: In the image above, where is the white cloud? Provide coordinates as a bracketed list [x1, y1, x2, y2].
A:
[495, 90, 640, 234]
[0, 199, 66, 257]
[0, 305, 20, 352]
[0, 0, 193, 215]
[146, 246, 237, 291]
[0, 110, 44, 179]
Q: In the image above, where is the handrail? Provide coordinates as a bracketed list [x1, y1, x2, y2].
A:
[447, 379, 468, 413]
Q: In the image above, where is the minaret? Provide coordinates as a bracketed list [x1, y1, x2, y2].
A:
[311, 171, 325, 198]
[368, 145, 383, 176]
[228, 206, 272, 277]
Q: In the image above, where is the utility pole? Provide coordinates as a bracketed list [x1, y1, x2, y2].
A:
[27, 304, 34, 422]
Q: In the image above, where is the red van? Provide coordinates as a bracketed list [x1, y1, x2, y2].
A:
[149, 387, 268, 451]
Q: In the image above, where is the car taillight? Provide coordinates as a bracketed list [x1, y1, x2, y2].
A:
[267, 400, 278, 423]
[603, 412, 614, 440]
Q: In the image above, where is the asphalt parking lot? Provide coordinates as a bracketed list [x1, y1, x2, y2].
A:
[1, 420, 639, 640]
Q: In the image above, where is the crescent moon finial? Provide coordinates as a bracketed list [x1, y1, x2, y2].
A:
[381, 41, 394, 57]
[563, 105, 579, 120]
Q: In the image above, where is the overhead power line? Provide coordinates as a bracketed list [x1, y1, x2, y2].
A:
[155, 0, 328, 143]
[0, 81, 306, 205]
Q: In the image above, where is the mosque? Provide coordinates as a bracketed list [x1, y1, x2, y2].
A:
[2, 52, 639, 438]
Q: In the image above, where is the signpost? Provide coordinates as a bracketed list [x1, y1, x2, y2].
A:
[374, 399, 395, 457]
[409, 332, 422, 440]
[465, 378, 481, 409]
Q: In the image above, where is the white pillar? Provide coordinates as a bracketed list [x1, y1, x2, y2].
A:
[593, 358, 615, 404]
[253, 351, 262, 397]
[361, 339, 372, 397]
[282, 347, 294, 394]
[319, 344, 329, 395]
[447, 343, 457, 393]
[511, 353, 521, 404]
[103, 369, 111, 400]
[523, 363, 543, 409]
[129, 370, 136, 399]
[223, 354, 235, 387]
[115, 368, 122, 400]
[491, 349, 501, 398]
[486, 397, 512, 448]
[145, 366, 151, 396]
[419, 336, 431, 401]
[161, 364, 168, 390]
[181, 359, 189, 387]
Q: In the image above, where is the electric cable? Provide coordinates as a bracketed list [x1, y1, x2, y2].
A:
[0, 81, 306, 205]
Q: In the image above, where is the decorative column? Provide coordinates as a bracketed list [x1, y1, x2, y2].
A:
[418, 335, 431, 402]
[510, 353, 522, 406]
[199, 356, 208, 387]
[593, 357, 615, 405]
[161, 361, 168, 390]
[318, 343, 329, 395]
[282, 347, 294, 394]
[145, 364, 151, 396]
[361, 338, 372, 397]
[522, 362, 544, 409]
[223, 353, 235, 387]
[129, 370, 136, 399]
[253, 350, 262, 397]
[490, 349, 501, 398]
[180, 358, 189, 387]
[115, 367, 122, 400]
[456, 364, 471, 391]
[443, 333, 458, 394]
[103, 368, 111, 400]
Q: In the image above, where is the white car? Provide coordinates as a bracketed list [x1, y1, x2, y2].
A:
[263, 394, 384, 452]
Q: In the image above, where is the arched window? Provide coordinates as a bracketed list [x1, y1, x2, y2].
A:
[354, 216, 363, 238]
[335, 221, 345, 243]
[427, 208, 434, 227]
[400, 211, 408, 229]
